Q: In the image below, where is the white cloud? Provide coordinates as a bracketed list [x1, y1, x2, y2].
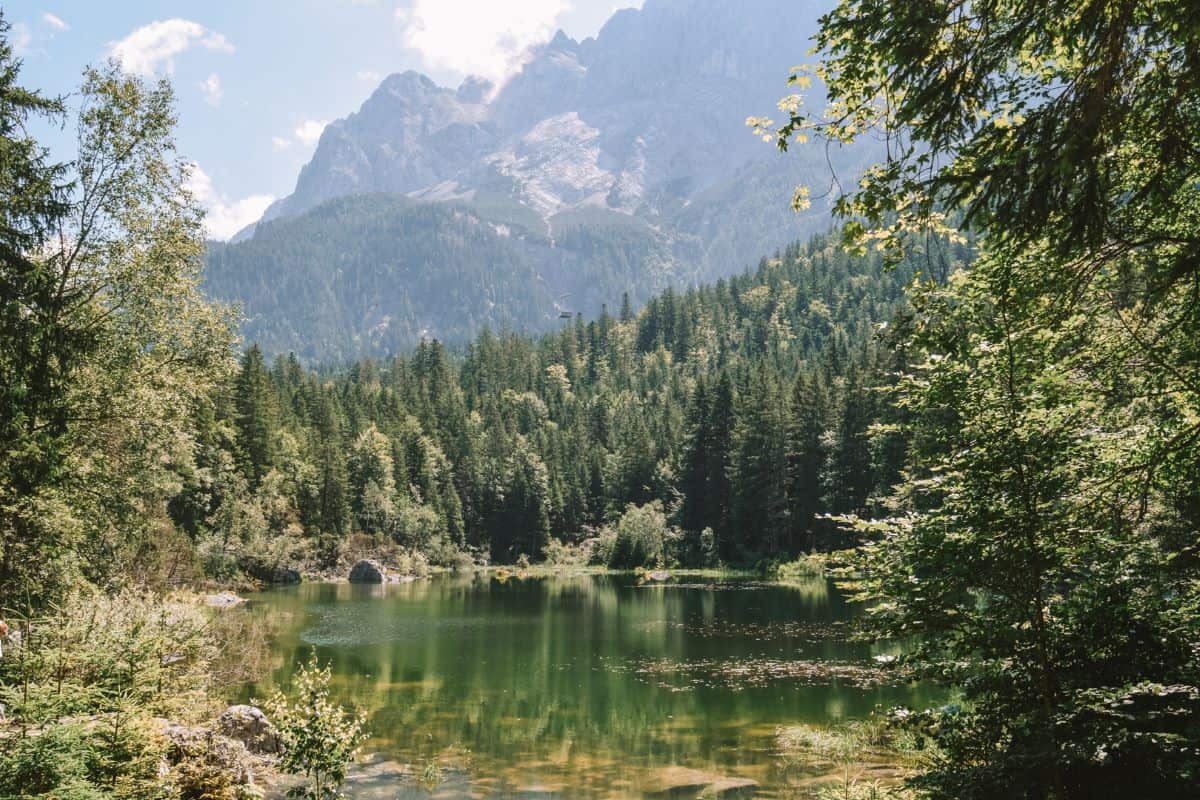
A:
[294, 119, 328, 147]
[271, 120, 327, 152]
[185, 164, 274, 241]
[11, 22, 32, 55]
[357, 70, 382, 82]
[109, 19, 233, 77]
[199, 73, 222, 106]
[395, 0, 569, 84]
[42, 12, 69, 31]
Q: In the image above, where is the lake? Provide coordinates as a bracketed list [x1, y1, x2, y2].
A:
[241, 572, 941, 798]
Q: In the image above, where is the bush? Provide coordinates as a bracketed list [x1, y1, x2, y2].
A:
[424, 535, 470, 568]
[261, 657, 368, 800]
[602, 502, 681, 569]
[762, 554, 827, 582]
[0, 588, 232, 799]
[165, 729, 262, 800]
[394, 549, 430, 578]
[543, 538, 589, 567]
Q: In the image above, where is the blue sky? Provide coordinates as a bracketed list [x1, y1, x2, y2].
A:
[8, 0, 641, 238]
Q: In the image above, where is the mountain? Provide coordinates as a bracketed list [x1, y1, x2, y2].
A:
[205, 0, 871, 360]
[206, 194, 686, 361]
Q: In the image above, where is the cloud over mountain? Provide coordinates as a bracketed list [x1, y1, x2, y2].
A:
[109, 19, 233, 77]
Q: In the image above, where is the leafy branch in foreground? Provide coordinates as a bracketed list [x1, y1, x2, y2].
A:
[762, 1, 1200, 798]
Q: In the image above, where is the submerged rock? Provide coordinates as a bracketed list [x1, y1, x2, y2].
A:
[349, 559, 386, 583]
[216, 704, 279, 754]
[643, 766, 757, 798]
[701, 777, 758, 798]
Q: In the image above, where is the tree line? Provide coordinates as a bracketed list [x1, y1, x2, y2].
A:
[192, 233, 956, 578]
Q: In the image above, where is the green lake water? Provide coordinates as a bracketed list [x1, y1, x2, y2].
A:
[241, 573, 942, 798]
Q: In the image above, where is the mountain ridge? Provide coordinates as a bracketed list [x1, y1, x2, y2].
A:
[208, 0, 866, 359]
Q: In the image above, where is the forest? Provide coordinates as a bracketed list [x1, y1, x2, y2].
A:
[181, 232, 950, 582]
[2, 1, 1199, 799]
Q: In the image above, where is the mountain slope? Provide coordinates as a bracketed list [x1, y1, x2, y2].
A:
[206, 194, 696, 362]
[207, 0, 865, 359]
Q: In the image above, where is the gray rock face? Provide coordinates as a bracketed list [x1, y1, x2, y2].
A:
[272, 566, 302, 584]
[245, 0, 840, 237]
[259, 70, 492, 226]
[215, 704, 279, 755]
[210, 0, 876, 358]
[349, 559, 386, 583]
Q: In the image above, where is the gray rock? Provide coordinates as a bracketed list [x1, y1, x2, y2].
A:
[643, 766, 758, 798]
[701, 777, 758, 798]
[159, 720, 259, 788]
[203, 592, 246, 609]
[215, 704, 279, 755]
[349, 559, 386, 583]
[272, 566, 302, 584]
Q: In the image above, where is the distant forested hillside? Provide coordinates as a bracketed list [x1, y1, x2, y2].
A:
[204, 194, 702, 361]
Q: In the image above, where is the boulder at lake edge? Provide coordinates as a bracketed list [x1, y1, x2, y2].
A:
[203, 592, 246, 609]
[159, 719, 261, 791]
[349, 559, 385, 583]
[216, 704, 280, 755]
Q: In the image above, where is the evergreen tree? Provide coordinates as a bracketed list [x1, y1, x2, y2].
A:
[234, 345, 278, 488]
[786, 373, 827, 551]
[678, 378, 711, 533]
[730, 367, 789, 557]
[705, 372, 736, 553]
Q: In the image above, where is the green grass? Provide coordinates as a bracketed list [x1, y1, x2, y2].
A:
[776, 717, 933, 799]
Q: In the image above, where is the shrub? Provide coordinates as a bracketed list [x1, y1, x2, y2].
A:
[261, 657, 368, 800]
[394, 550, 430, 578]
[604, 502, 681, 569]
[0, 588, 230, 799]
[762, 554, 827, 582]
[543, 538, 589, 567]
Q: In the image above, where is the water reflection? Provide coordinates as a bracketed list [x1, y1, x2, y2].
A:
[242, 574, 941, 797]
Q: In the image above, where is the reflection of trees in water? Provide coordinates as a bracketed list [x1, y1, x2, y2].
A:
[246, 575, 945, 786]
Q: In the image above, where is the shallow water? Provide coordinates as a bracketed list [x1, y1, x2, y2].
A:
[241, 573, 941, 798]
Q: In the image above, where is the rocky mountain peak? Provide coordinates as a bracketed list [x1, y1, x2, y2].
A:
[456, 75, 494, 104]
[210, 0, 866, 357]
[245, 0, 826, 235]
